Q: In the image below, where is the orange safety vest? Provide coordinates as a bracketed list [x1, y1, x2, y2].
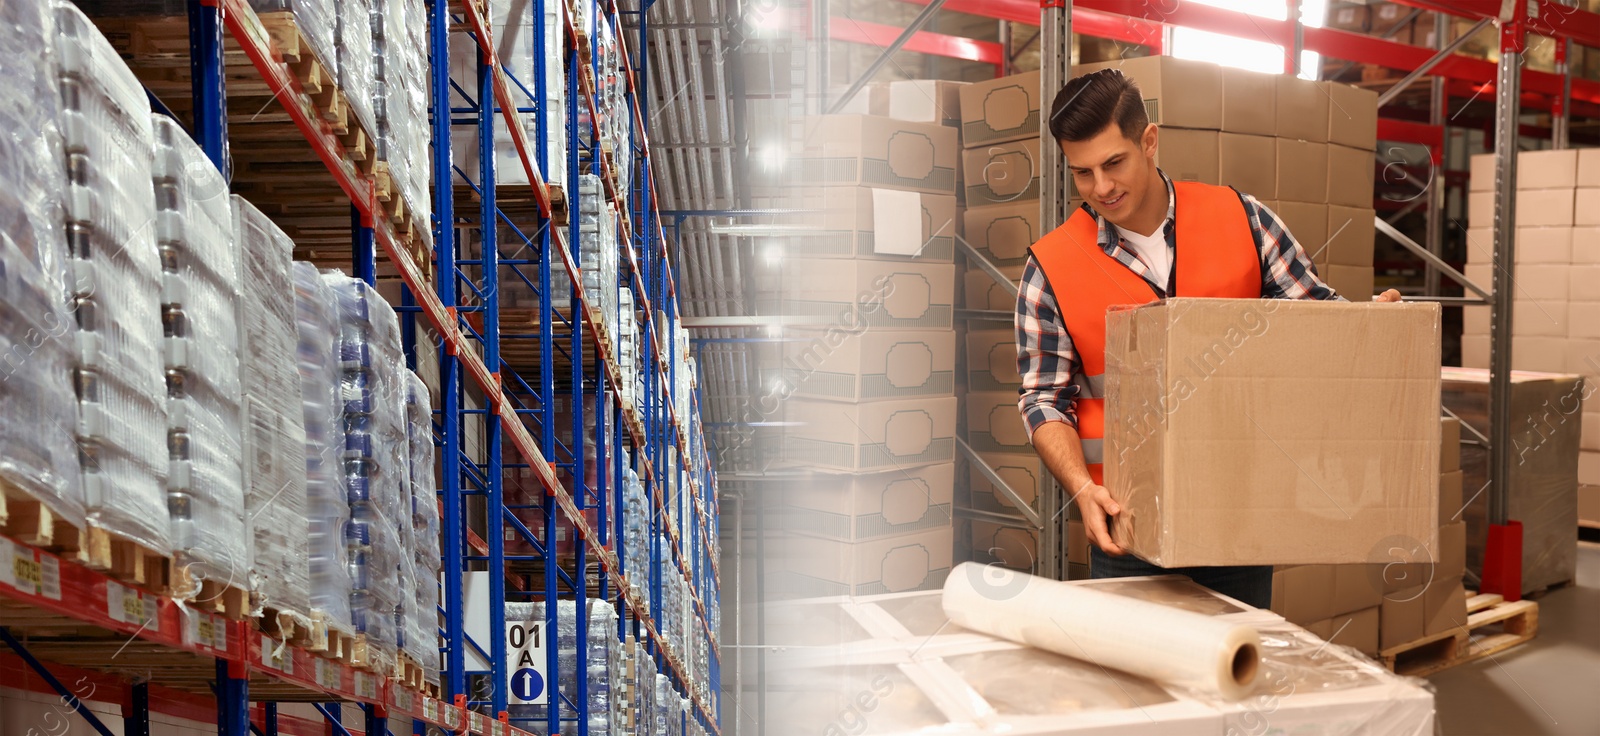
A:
[1030, 181, 1262, 484]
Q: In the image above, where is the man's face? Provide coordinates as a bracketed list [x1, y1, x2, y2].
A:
[1059, 123, 1159, 228]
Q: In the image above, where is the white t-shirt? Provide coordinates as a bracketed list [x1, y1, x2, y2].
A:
[1118, 219, 1172, 290]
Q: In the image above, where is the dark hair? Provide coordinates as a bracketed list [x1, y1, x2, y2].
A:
[1047, 68, 1149, 143]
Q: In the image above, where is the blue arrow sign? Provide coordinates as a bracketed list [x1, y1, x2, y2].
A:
[511, 668, 544, 702]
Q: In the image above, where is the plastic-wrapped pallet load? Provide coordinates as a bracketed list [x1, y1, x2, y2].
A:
[0, 0, 84, 534]
[373, 0, 434, 236]
[232, 196, 312, 619]
[325, 274, 406, 671]
[505, 599, 618, 736]
[292, 262, 354, 637]
[152, 115, 248, 588]
[405, 370, 442, 684]
[336, 0, 375, 141]
[448, 0, 566, 189]
[53, 1, 172, 556]
[248, 0, 337, 87]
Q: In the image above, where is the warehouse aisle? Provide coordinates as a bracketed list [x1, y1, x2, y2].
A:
[1431, 543, 1600, 735]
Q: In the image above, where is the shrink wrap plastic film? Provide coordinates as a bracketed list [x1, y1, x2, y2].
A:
[395, 465, 419, 661]
[248, 0, 337, 79]
[405, 370, 441, 681]
[53, 1, 171, 554]
[448, 0, 566, 189]
[505, 599, 618, 736]
[336, 0, 376, 141]
[232, 196, 312, 616]
[324, 274, 404, 665]
[767, 577, 1434, 736]
[0, 0, 83, 527]
[292, 263, 353, 633]
[152, 115, 247, 583]
[373, 0, 432, 233]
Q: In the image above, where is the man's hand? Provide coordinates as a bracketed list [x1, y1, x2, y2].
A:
[1373, 288, 1402, 303]
[1072, 480, 1125, 556]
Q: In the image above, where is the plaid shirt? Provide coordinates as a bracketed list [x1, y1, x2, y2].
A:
[1015, 171, 1345, 437]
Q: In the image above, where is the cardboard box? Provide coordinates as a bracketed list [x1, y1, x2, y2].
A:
[1154, 128, 1221, 185]
[1323, 81, 1378, 150]
[1570, 303, 1600, 339]
[888, 79, 967, 126]
[1219, 133, 1276, 199]
[1073, 56, 1223, 130]
[1276, 564, 1335, 623]
[1515, 336, 1569, 372]
[771, 258, 956, 330]
[958, 72, 1040, 148]
[1579, 149, 1600, 187]
[790, 187, 958, 262]
[1066, 519, 1090, 564]
[1567, 339, 1600, 376]
[1221, 66, 1277, 136]
[966, 391, 1032, 454]
[969, 520, 1037, 571]
[1585, 415, 1600, 453]
[1515, 226, 1574, 263]
[1443, 367, 1582, 593]
[969, 450, 1050, 514]
[1323, 264, 1375, 300]
[786, 464, 956, 541]
[1442, 416, 1461, 471]
[798, 115, 959, 194]
[1268, 201, 1328, 262]
[1436, 520, 1466, 582]
[1470, 153, 1495, 191]
[1579, 482, 1600, 523]
[1517, 149, 1579, 190]
[1276, 139, 1329, 204]
[1464, 226, 1493, 263]
[785, 329, 956, 402]
[1440, 469, 1464, 525]
[784, 396, 958, 472]
[1276, 75, 1330, 143]
[1328, 144, 1375, 208]
[783, 526, 953, 596]
[963, 201, 1040, 269]
[1467, 190, 1493, 226]
[1517, 188, 1576, 227]
[1462, 334, 1488, 367]
[828, 83, 888, 116]
[1585, 450, 1600, 485]
[1380, 583, 1427, 650]
[963, 264, 1024, 311]
[1331, 564, 1384, 617]
[963, 137, 1041, 205]
[1326, 205, 1376, 268]
[1423, 577, 1469, 638]
[1104, 299, 1442, 566]
[966, 328, 1023, 391]
[1312, 606, 1380, 656]
[1576, 189, 1600, 227]
[1572, 265, 1600, 302]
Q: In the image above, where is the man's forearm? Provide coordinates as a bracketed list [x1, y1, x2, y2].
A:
[1031, 421, 1094, 498]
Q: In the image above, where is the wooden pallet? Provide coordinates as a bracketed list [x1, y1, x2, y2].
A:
[0, 483, 82, 552]
[171, 564, 250, 620]
[351, 633, 396, 675]
[394, 652, 426, 692]
[306, 610, 358, 665]
[82, 526, 171, 593]
[1379, 592, 1539, 677]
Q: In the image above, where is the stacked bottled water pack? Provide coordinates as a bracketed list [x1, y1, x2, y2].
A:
[405, 371, 442, 684]
[325, 275, 406, 668]
[373, 0, 434, 235]
[292, 262, 354, 636]
[337, 0, 376, 142]
[506, 599, 618, 736]
[0, 0, 83, 534]
[52, 0, 171, 556]
[621, 467, 649, 598]
[151, 115, 247, 587]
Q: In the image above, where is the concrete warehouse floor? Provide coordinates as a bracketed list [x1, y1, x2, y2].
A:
[1431, 541, 1600, 735]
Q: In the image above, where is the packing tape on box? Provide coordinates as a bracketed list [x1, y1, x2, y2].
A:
[942, 562, 1261, 700]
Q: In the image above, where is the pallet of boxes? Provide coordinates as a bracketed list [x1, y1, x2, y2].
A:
[774, 89, 962, 597]
[951, 71, 1063, 576]
[1461, 148, 1589, 593]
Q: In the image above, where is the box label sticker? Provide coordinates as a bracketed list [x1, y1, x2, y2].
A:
[106, 582, 158, 631]
[185, 610, 227, 652]
[354, 670, 377, 700]
[261, 634, 293, 674]
[315, 657, 341, 690]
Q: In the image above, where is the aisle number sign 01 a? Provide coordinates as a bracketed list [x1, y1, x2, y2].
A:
[507, 619, 548, 704]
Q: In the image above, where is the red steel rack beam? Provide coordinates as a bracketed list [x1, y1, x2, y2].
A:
[829, 17, 1005, 66]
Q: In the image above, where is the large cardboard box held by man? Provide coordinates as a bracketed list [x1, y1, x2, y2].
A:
[1103, 298, 1442, 567]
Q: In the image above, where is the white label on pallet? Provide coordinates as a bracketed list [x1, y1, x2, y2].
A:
[106, 582, 157, 631]
[315, 657, 341, 690]
[261, 634, 293, 674]
[184, 610, 226, 652]
[354, 670, 377, 700]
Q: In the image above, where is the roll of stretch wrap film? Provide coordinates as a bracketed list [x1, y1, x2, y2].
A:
[942, 562, 1262, 701]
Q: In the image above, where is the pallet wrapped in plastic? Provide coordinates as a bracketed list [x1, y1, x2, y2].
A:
[336, 0, 375, 141]
[373, 0, 432, 230]
[53, 0, 172, 555]
[248, 0, 337, 82]
[324, 273, 405, 667]
[292, 262, 354, 635]
[232, 196, 312, 618]
[505, 599, 617, 736]
[447, 0, 566, 189]
[151, 114, 248, 586]
[0, 0, 83, 531]
[405, 369, 442, 681]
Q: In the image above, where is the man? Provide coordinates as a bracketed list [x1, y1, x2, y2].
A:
[1015, 68, 1401, 608]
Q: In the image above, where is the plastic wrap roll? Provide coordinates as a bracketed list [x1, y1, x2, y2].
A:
[942, 562, 1261, 701]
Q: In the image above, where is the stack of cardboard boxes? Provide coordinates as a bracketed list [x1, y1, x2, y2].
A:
[1463, 153, 1597, 415]
[1270, 417, 1468, 656]
[777, 92, 963, 596]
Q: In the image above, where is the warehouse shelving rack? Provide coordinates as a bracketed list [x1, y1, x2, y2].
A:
[825, 0, 1600, 595]
[0, 0, 720, 733]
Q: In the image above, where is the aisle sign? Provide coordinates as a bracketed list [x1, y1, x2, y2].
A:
[506, 617, 547, 704]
